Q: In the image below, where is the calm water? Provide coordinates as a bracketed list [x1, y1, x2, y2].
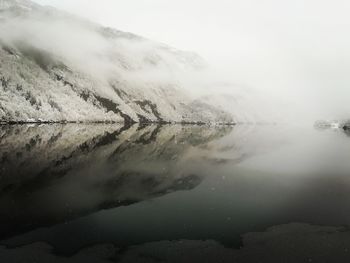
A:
[1, 123, 350, 260]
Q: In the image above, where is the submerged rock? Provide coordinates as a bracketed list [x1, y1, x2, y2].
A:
[1, 223, 350, 262]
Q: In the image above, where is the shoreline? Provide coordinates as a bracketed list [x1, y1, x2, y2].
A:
[0, 120, 236, 126]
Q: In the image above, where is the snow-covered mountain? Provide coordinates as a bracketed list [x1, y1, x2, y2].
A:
[0, 0, 37, 10]
[0, 0, 233, 124]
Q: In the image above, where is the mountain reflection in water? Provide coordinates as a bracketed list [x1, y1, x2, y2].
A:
[0, 124, 232, 240]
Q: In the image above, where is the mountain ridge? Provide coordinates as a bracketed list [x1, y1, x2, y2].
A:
[0, 0, 234, 124]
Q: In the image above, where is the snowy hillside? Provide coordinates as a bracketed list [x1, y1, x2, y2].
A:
[0, 0, 233, 124]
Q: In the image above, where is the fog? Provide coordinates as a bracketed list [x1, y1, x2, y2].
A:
[0, 10, 204, 94]
[5, 0, 350, 123]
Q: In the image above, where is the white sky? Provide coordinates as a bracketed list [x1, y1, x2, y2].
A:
[32, 0, 350, 121]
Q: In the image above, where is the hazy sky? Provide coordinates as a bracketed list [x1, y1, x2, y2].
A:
[32, 0, 350, 121]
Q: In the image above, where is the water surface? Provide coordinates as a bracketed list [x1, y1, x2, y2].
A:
[1, 123, 350, 261]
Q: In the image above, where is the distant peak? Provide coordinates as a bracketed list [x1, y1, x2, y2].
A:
[0, 0, 37, 10]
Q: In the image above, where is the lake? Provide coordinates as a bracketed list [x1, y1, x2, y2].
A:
[1, 123, 350, 262]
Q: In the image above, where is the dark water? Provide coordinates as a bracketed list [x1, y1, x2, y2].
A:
[1, 123, 350, 261]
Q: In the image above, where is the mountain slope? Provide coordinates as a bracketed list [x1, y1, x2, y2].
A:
[0, 0, 233, 124]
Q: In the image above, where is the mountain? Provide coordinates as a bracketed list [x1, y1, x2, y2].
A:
[0, 0, 37, 10]
[0, 0, 233, 124]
